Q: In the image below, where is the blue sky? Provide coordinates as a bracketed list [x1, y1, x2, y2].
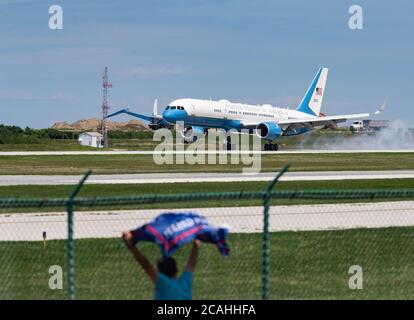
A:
[0, 0, 413, 128]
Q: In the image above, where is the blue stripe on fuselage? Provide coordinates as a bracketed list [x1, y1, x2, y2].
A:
[163, 109, 243, 130]
[163, 109, 313, 139]
[184, 116, 243, 130]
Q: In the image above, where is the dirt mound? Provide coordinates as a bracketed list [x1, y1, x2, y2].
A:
[51, 118, 149, 131]
[106, 119, 148, 131]
[51, 121, 73, 130]
[71, 118, 102, 131]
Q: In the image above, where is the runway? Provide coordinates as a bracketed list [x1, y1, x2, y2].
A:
[0, 149, 413, 156]
[1, 170, 414, 185]
[0, 149, 414, 156]
[1, 201, 413, 241]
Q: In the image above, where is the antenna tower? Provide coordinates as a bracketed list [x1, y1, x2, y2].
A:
[101, 66, 112, 147]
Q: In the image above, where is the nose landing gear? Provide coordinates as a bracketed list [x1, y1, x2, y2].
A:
[264, 143, 279, 151]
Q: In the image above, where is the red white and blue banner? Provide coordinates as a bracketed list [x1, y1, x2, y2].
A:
[130, 213, 230, 257]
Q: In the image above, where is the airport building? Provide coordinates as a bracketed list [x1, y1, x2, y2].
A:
[78, 132, 103, 148]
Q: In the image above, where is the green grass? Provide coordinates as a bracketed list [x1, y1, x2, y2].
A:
[0, 129, 322, 151]
[1, 179, 413, 213]
[0, 152, 414, 175]
[0, 139, 157, 151]
[0, 140, 97, 151]
[0, 129, 385, 151]
[2, 227, 414, 299]
[1, 179, 413, 198]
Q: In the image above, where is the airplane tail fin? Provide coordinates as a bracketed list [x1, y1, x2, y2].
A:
[374, 96, 388, 115]
[152, 98, 159, 117]
[296, 67, 329, 116]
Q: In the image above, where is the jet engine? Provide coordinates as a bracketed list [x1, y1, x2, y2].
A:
[180, 126, 207, 143]
[256, 122, 282, 141]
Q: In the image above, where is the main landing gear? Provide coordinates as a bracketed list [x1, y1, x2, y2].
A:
[264, 143, 279, 151]
[222, 135, 236, 150]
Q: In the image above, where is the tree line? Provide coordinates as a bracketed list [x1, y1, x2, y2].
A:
[0, 124, 154, 144]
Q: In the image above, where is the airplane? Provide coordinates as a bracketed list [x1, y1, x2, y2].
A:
[105, 67, 372, 151]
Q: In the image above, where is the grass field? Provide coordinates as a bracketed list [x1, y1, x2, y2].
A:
[0, 179, 413, 213]
[2, 227, 413, 299]
[2, 178, 413, 197]
[0, 129, 357, 151]
[0, 139, 157, 151]
[1, 152, 414, 175]
[0, 141, 95, 151]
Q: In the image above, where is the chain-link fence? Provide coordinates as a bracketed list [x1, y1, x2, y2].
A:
[1, 171, 414, 300]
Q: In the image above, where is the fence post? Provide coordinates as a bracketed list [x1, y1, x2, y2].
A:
[67, 170, 91, 300]
[262, 164, 289, 300]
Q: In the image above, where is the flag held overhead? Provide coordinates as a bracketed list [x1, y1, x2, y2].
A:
[129, 213, 230, 257]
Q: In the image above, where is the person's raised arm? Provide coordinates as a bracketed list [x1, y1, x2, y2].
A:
[185, 240, 200, 273]
[122, 230, 157, 283]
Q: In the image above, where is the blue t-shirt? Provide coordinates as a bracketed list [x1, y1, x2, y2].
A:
[154, 271, 193, 300]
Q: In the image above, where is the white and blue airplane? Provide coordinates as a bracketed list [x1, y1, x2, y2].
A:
[106, 67, 371, 150]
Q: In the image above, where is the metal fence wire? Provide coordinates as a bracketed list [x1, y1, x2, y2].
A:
[1, 169, 414, 300]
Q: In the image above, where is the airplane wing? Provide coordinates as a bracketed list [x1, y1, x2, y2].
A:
[105, 108, 155, 122]
[241, 113, 369, 129]
[277, 113, 369, 128]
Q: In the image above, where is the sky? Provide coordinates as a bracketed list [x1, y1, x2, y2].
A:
[0, 0, 413, 128]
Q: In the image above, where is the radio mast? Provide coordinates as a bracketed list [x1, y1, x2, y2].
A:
[101, 66, 112, 147]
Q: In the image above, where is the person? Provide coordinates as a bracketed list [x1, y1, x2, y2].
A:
[122, 230, 200, 300]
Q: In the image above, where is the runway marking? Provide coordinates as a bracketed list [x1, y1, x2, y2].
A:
[1, 170, 414, 185]
[0, 149, 413, 156]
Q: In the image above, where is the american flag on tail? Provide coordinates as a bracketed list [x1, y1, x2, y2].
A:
[316, 87, 323, 96]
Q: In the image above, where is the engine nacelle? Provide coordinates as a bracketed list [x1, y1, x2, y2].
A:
[256, 122, 282, 141]
[180, 126, 206, 142]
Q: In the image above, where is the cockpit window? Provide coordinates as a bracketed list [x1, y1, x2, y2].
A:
[166, 106, 184, 110]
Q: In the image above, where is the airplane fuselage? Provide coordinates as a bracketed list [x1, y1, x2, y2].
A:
[105, 67, 370, 147]
[162, 98, 317, 138]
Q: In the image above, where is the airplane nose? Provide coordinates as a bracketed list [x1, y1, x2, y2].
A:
[163, 110, 174, 122]
[162, 109, 187, 124]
